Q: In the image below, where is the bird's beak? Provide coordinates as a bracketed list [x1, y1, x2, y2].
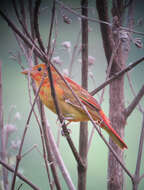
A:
[21, 69, 30, 75]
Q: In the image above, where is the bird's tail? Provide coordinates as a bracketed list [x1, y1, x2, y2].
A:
[99, 110, 127, 149]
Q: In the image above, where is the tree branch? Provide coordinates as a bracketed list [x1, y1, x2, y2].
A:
[78, 0, 88, 189]
[90, 56, 144, 96]
[56, 0, 144, 36]
[133, 113, 144, 189]
[11, 76, 45, 190]
[46, 121, 76, 190]
[124, 85, 144, 119]
[96, 0, 114, 64]
[39, 104, 62, 190]
[34, 0, 45, 52]
[0, 159, 40, 190]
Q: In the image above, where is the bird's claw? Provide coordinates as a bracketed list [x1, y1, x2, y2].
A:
[61, 128, 72, 136]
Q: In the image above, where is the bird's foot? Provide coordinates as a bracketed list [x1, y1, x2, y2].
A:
[61, 128, 72, 136]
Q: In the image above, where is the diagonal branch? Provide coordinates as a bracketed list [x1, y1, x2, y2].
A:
[56, 0, 144, 36]
[46, 121, 76, 190]
[0, 159, 40, 190]
[11, 76, 45, 190]
[124, 85, 144, 119]
[90, 56, 144, 96]
[127, 72, 144, 113]
[134, 113, 144, 185]
[44, 0, 85, 169]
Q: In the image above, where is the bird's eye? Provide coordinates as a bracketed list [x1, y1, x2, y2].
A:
[37, 67, 42, 72]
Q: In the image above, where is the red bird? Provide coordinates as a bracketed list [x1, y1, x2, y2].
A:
[22, 64, 127, 149]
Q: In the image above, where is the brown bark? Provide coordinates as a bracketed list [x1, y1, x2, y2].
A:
[78, 0, 88, 189]
[96, 1, 133, 189]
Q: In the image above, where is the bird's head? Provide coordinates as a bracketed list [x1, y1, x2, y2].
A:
[21, 63, 55, 81]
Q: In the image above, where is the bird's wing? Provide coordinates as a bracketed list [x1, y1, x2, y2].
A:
[61, 76, 101, 113]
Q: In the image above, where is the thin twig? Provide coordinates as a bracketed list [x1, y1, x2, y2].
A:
[69, 30, 81, 77]
[0, 159, 40, 190]
[133, 113, 144, 187]
[124, 85, 144, 118]
[127, 72, 144, 113]
[11, 76, 45, 190]
[34, 0, 45, 52]
[26, 74, 54, 190]
[46, 121, 76, 190]
[139, 173, 144, 182]
[47, 0, 56, 57]
[56, 0, 144, 36]
[12, 0, 41, 54]
[39, 104, 62, 190]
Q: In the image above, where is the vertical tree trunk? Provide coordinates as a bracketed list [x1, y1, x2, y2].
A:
[108, 1, 132, 189]
[96, 1, 133, 189]
[78, 0, 88, 190]
[108, 74, 125, 190]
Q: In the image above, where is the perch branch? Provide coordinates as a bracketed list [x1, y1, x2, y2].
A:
[46, 121, 76, 190]
[45, 0, 85, 169]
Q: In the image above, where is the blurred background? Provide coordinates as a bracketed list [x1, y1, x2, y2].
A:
[0, 0, 144, 189]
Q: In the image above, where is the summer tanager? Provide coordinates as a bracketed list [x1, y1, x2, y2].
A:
[22, 63, 127, 149]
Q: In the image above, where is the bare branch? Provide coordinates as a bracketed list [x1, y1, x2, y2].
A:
[78, 1, 88, 189]
[96, 0, 114, 64]
[56, 0, 144, 36]
[34, 0, 45, 52]
[47, 0, 56, 56]
[127, 72, 144, 113]
[0, 9, 44, 61]
[46, 121, 76, 190]
[90, 56, 144, 96]
[124, 85, 144, 119]
[11, 76, 45, 190]
[39, 105, 62, 190]
[133, 113, 144, 188]
[26, 70, 54, 190]
[139, 173, 144, 183]
[0, 159, 40, 190]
